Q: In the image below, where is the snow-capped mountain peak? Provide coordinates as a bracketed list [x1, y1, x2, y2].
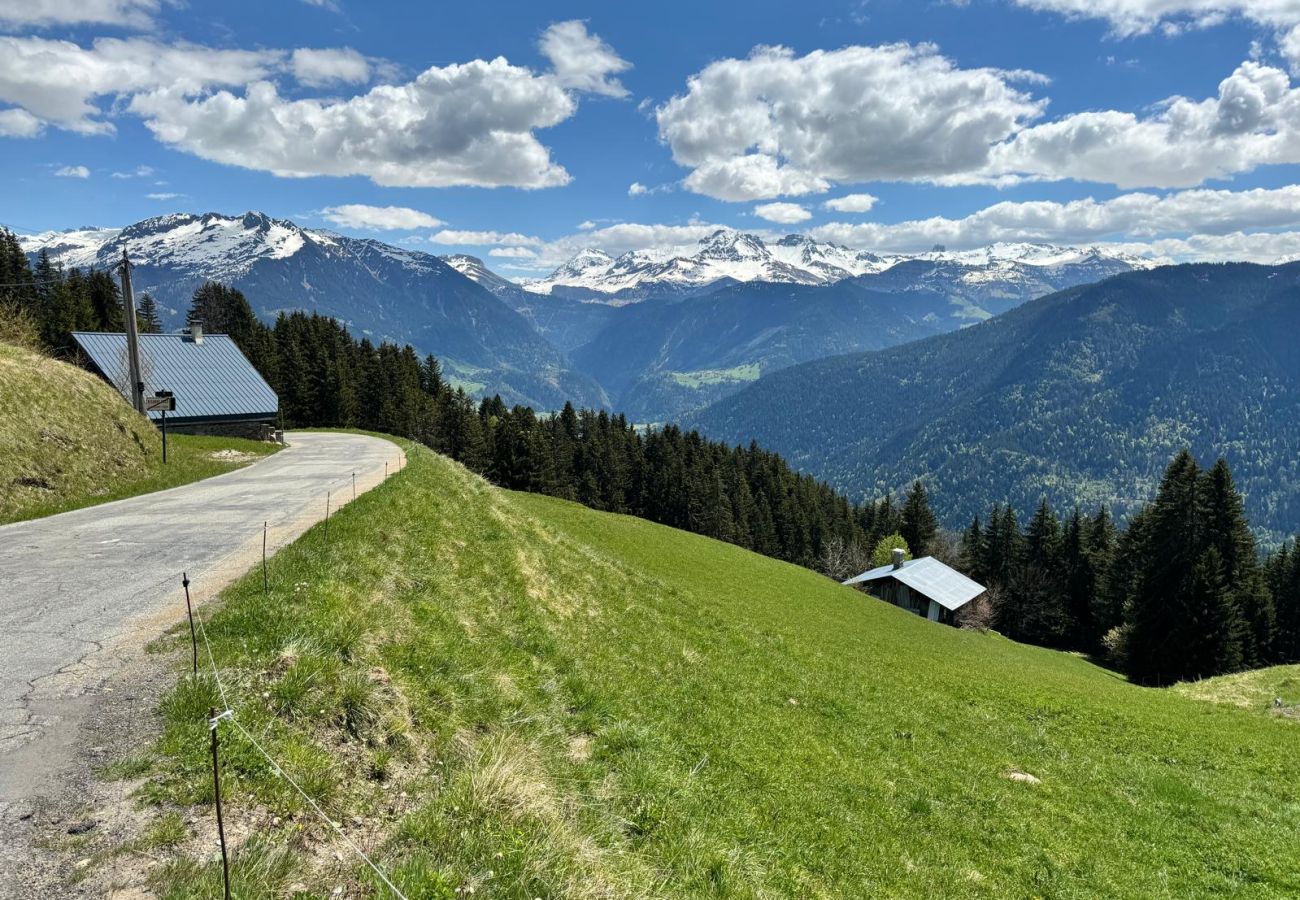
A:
[21, 211, 326, 276]
[697, 229, 767, 261]
[441, 253, 519, 295]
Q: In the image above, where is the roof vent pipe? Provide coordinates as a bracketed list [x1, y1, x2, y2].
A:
[184, 322, 203, 345]
[892, 548, 906, 570]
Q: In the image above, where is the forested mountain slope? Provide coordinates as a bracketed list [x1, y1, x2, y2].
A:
[571, 280, 957, 421]
[690, 262, 1300, 542]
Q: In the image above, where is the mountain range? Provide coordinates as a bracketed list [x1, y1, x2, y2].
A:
[453, 229, 1152, 420]
[518, 229, 1152, 301]
[688, 262, 1300, 543]
[24, 211, 1149, 421]
[22, 212, 606, 410]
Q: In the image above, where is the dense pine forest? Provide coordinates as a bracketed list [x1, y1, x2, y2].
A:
[4, 229, 1299, 687]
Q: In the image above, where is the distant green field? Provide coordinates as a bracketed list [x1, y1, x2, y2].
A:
[668, 363, 761, 388]
[129, 443, 1300, 898]
[0, 341, 279, 524]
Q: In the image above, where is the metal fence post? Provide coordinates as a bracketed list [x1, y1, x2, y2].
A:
[182, 573, 197, 677]
[208, 708, 232, 900]
[262, 521, 268, 594]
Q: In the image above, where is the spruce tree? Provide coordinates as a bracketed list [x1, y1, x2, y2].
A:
[136, 292, 162, 333]
[900, 480, 938, 557]
[1200, 459, 1274, 665]
[961, 515, 985, 583]
[1182, 547, 1245, 678]
[1126, 451, 1203, 685]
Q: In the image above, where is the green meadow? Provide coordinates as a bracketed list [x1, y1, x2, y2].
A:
[129, 441, 1300, 898]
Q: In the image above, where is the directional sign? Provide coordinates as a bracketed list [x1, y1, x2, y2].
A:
[146, 393, 176, 412]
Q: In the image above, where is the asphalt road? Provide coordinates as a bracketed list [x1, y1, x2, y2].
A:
[0, 431, 402, 805]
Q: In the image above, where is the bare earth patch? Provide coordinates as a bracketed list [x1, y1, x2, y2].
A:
[207, 449, 257, 463]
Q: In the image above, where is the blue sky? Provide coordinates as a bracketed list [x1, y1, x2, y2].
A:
[5, 0, 1300, 272]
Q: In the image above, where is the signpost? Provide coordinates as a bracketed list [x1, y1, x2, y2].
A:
[147, 391, 176, 462]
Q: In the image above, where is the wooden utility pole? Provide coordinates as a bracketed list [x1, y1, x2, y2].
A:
[117, 247, 145, 415]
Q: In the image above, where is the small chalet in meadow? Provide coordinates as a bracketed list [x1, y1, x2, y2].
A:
[843, 549, 986, 626]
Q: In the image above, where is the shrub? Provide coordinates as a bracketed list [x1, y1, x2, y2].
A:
[0, 301, 41, 352]
[1102, 623, 1133, 669]
[957, 594, 995, 631]
[870, 533, 912, 568]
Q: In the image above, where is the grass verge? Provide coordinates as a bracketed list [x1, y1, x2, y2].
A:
[2, 433, 281, 526]
[116, 441, 1300, 898]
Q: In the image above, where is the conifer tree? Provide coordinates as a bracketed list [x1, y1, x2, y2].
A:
[961, 515, 985, 583]
[1200, 458, 1274, 665]
[136, 292, 162, 333]
[1127, 451, 1203, 684]
[1272, 543, 1300, 663]
[900, 480, 938, 557]
[1182, 547, 1245, 678]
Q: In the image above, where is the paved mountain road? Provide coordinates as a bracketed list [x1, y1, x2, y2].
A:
[0, 431, 403, 807]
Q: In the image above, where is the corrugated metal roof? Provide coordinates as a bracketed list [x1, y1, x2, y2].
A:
[843, 556, 985, 611]
[72, 332, 278, 425]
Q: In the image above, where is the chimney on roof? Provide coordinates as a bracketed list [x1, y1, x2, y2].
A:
[183, 322, 203, 345]
[892, 548, 906, 570]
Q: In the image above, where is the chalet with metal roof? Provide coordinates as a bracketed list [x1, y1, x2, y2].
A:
[72, 326, 278, 429]
[843, 550, 985, 625]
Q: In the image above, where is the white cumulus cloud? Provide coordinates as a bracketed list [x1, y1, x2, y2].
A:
[823, 193, 879, 213]
[753, 201, 811, 224]
[539, 19, 631, 97]
[0, 106, 41, 136]
[0, 36, 283, 134]
[54, 164, 88, 177]
[983, 60, 1300, 188]
[0, 28, 630, 191]
[657, 43, 1045, 200]
[130, 59, 578, 189]
[320, 204, 443, 230]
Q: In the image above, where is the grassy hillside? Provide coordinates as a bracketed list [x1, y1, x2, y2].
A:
[0, 340, 278, 524]
[114, 441, 1300, 898]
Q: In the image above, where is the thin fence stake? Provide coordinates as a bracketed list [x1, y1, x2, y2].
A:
[208, 707, 232, 900]
[262, 521, 268, 594]
[385, 460, 388, 480]
[325, 491, 330, 541]
[182, 572, 197, 677]
[352, 471, 357, 500]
